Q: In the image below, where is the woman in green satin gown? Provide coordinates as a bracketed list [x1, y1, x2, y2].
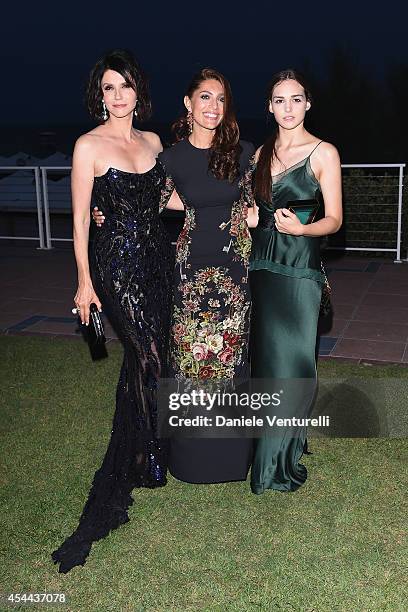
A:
[247, 69, 343, 494]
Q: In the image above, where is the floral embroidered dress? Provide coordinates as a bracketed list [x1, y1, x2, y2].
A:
[158, 138, 254, 483]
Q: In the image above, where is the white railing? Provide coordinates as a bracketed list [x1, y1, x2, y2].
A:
[329, 164, 405, 262]
[0, 166, 45, 249]
[40, 166, 72, 249]
[1, 163, 406, 261]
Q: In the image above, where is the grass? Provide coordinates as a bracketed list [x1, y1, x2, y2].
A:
[1, 336, 407, 611]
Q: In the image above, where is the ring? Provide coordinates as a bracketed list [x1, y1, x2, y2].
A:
[72, 307, 80, 315]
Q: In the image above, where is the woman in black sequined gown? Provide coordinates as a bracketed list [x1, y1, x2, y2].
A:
[51, 50, 174, 573]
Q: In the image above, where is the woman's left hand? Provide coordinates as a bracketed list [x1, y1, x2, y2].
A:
[274, 208, 303, 236]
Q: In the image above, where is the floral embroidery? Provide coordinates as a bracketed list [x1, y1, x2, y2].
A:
[176, 207, 196, 266]
[320, 260, 332, 316]
[220, 154, 256, 266]
[230, 199, 252, 266]
[159, 174, 174, 212]
[239, 154, 257, 205]
[171, 267, 250, 379]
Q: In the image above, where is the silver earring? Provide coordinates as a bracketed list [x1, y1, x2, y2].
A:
[102, 101, 108, 121]
[134, 99, 138, 117]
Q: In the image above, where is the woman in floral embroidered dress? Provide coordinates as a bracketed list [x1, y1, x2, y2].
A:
[159, 68, 257, 483]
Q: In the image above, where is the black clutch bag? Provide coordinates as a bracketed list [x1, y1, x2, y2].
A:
[88, 303, 106, 345]
[286, 198, 321, 225]
[73, 303, 107, 360]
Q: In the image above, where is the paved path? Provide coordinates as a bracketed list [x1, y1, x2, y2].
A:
[1, 244, 407, 364]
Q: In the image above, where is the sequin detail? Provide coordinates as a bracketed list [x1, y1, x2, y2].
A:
[51, 163, 173, 573]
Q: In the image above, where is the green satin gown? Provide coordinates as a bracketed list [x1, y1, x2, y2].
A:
[249, 147, 324, 494]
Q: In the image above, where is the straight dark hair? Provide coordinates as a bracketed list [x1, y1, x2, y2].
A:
[172, 68, 241, 182]
[86, 49, 152, 122]
[255, 69, 313, 201]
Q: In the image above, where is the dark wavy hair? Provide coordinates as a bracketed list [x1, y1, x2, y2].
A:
[172, 68, 241, 182]
[86, 49, 152, 123]
[255, 69, 313, 201]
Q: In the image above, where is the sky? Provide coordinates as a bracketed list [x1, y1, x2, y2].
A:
[1, 2, 408, 126]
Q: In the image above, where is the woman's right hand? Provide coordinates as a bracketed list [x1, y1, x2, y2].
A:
[92, 207, 105, 226]
[74, 283, 102, 325]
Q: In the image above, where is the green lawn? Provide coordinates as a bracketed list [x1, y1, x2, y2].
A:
[1, 336, 407, 612]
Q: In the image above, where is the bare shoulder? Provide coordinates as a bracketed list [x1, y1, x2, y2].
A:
[141, 130, 162, 153]
[74, 131, 102, 154]
[72, 134, 101, 174]
[73, 127, 109, 162]
[142, 130, 161, 144]
[314, 141, 340, 163]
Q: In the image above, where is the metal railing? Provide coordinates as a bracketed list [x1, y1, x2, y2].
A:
[1, 163, 406, 261]
[328, 164, 405, 262]
[0, 166, 45, 248]
[40, 166, 72, 249]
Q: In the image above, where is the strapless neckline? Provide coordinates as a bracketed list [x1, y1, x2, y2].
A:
[94, 161, 158, 180]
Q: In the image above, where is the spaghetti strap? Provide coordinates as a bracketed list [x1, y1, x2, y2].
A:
[308, 141, 323, 158]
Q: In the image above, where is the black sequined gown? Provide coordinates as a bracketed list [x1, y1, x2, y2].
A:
[51, 162, 173, 573]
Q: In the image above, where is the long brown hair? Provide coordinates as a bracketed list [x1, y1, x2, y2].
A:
[172, 68, 241, 182]
[255, 69, 313, 201]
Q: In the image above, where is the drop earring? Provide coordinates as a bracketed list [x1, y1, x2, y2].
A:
[134, 99, 138, 117]
[187, 111, 193, 134]
[102, 101, 108, 121]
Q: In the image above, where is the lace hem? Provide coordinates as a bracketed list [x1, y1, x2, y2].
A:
[51, 360, 168, 573]
[51, 436, 167, 573]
